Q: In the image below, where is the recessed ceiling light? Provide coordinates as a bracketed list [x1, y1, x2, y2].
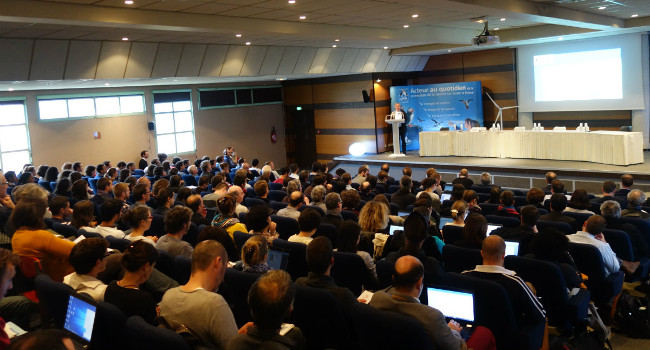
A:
[411, 14, 419, 18]
[299, 15, 306, 20]
[403, 24, 409, 28]
[631, 14, 639, 18]
[124, 0, 134, 4]
[334, 38, 340, 42]
[558, 36, 564, 41]
[288, 0, 295, 3]
[383, 46, 389, 50]
[276, 77, 287, 81]
[245, 41, 251, 45]
[494, 27, 500, 31]
[235, 33, 242, 38]
[121, 37, 129, 41]
[104, 83, 110, 86]
[500, 18, 506, 22]
[332, 44, 337, 48]
[598, 6, 606, 10]
[8, 88, 14, 92]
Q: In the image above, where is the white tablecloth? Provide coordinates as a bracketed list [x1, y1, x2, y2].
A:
[419, 130, 644, 165]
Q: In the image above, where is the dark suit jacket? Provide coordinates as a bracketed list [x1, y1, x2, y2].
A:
[390, 190, 416, 211]
[539, 211, 575, 224]
[138, 158, 147, 170]
[452, 177, 474, 190]
[614, 188, 631, 198]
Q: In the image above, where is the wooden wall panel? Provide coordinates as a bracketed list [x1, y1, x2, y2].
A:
[314, 109, 375, 129]
[462, 48, 514, 67]
[316, 135, 376, 154]
[423, 54, 462, 71]
[312, 81, 371, 104]
[283, 85, 312, 105]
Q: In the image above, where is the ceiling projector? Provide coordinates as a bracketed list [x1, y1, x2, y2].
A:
[472, 20, 500, 46]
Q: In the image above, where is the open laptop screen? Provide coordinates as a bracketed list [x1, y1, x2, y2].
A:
[440, 193, 451, 202]
[389, 225, 403, 236]
[505, 241, 520, 256]
[427, 287, 475, 322]
[64, 295, 96, 342]
[267, 249, 289, 270]
[486, 224, 502, 236]
[439, 217, 454, 228]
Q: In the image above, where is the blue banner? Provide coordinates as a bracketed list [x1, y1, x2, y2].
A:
[389, 81, 483, 151]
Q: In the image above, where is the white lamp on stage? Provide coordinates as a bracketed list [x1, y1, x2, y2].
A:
[484, 91, 518, 130]
[386, 110, 405, 157]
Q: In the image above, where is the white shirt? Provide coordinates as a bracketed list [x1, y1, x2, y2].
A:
[288, 235, 313, 245]
[235, 203, 249, 216]
[568, 231, 620, 276]
[416, 191, 440, 202]
[63, 273, 107, 302]
[93, 225, 126, 239]
[126, 235, 156, 246]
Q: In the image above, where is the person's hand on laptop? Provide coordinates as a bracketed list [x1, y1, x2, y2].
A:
[448, 320, 462, 332]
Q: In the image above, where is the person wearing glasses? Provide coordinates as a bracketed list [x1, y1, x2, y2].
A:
[123, 205, 158, 245]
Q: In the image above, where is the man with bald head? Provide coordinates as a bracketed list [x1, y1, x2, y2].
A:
[228, 185, 249, 216]
[370, 256, 495, 350]
[276, 191, 305, 221]
[463, 236, 545, 330]
[568, 215, 621, 277]
[452, 168, 474, 190]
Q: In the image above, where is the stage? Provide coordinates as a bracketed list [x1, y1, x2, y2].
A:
[332, 151, 650, 193]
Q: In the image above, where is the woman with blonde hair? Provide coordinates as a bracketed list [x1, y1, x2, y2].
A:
[358, 200, 390, 255]
[448, 200, 467, 227]
[238, 235, 269, 274]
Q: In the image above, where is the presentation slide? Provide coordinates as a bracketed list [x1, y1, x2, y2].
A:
[518, 33, 645, 112]
[427, 287, 474, 321]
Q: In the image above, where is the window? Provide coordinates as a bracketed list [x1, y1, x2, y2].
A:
[199, 86, 282, 109]
[153, 91, 195, 155]
[0, 101, 30, 172]
[37, 93, 145, 120]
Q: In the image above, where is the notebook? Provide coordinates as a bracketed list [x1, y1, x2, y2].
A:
[486, 224, 503, 236]
[267, 249, 289, 270]
[64, 295, 97, 346]
[427, 287, 475, 326]
[505, 241, 520, 256]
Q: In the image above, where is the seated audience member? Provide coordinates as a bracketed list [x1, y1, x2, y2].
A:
[380, 163, 396, 185]
[160, 241, 238, 349]
[526, 188, 545, 208]
[197, 175, 210, 193]
[600, 200, 648, 259]
[337, 221, 377, 279]
[228, 185, 249, 216]
[463, 235, 546, 328]
[89, 199, 127, 239]
[358, 200, 390, 252]
[497, 206, 539, 255]
[11, 198, 74, 281]
[417, 177, 441, 203]
[156, 206, 194, 258]
[84, 165, 97, 179]
[449, 184, 466, 203]
[186, 194, 210, 226]
[309, 185, 328, 213]
[288, 208, 321, 245]
[615, 174, 634, 198]
[255, 180, 271, 203]
[71, 200, 97, 232]
[391, 176, 416, 211]
[447, 200, 467, 228]
[370, 256, 495, 350]
[621, 189, 650, 220]
[456, 213, 488, 250]
[304, 174, 325, 197]
[104, 241, 158, 324]
[351, 165, 369, 185]
[212, 195, 247, 238]
[197, 226, 238, 262]
[246, 205, 279, 242]
[131, 183, 151, 208]
[91, 177, 113, 207]
[359, 178, 376, 202]
[496, 191, 519, 218]
[592, 180, 625, 208]
[227, 270, 304, 350]
[123, 205, 158, 245]
[543, 172, 557, 193]
[563, 189, 595, 215]
[153, 188, 174, 217]
[539, 194, 575, 225]
[528, 228, 583, 290]
[382, 211, 444, 285]
[484, 185, 502, 204]
[323, 193, 344, 228]
[295, 236, 356, 305]
[53, 178, 72, 197]
[463, 190, 481, 214]
[567, 215, 620, 276]
[204, 182, 228, 203]
[474, 172, 492, 192]
[9, 329, 76, 350]
[452, 168, 474, 190]
[64, 238, 109, 302]
[0, 249, 19, 349]
[277, 191, 305, 220]
[236, 235, 270, 274]
[0, 172, 14, 230]
[333, 173, 352, 192]
[49, 196, 72, 224]
[341, 189, 360, 214]
[113, 182, 130, 214]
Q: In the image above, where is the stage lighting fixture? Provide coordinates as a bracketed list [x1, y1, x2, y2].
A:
[349, 142, 366, 156]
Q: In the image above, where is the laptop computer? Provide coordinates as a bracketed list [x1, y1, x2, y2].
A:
[439, 217, 454, 228]
[427, 287, 475, 327]
[64, 294, 97, 348]
[505, 241, 520, 256]
[444, 184, 454, 192]
[398, 211, 410, 217]
[389, 225, 403, 236]
[440, 193, 451, 202]
[267, 249, 289, 270]
[486, 224, 503, 236]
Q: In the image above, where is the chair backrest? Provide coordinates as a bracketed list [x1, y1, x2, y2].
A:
[155, 250, 175, 279]
[34, 274, 74, 328]
[567, 242, 624, 305]
[331, 251, 366, 295]
[485, 215, 520, 228]
[376, 258, 394, 289]
[537, 220, 574, 235]
[341, 210, 358, 222]
[389, 202, 400, 215]
[244, 197, 266, 208]
[513, 196, 528, 207]
[269, 200, 288, 211]
[91, 302, 127, 350]
[272, 238, 308, 279]
[125, 316, 190, 350]
[106, 236, 131, 252]
[145, 214, 165, 237]
[233, 231, 251, 250]
[562, 212, 593, 231]
[620, 217, 650, 249]
[300, 205, 325, 216]
[269, 182, 283, 191]
[172, 255, 192, 285]
[183, 223, 199, 247]
[271, 215, 299, 240]
[351, 302, 434, 350]
[218, 268, 261, 327]
[291, 285, 351, 350]
[387, 185, 400, 194]
[441, 225, 464, 245]
[480, 203, 500, 215]
[602, 228, 634, 261]
[441, 244, 482, 273]
[314, 223, 337, 243]
[268, 190, 286, 202]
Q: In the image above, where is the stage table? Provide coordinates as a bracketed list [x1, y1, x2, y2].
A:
[419, 130, 644, 166]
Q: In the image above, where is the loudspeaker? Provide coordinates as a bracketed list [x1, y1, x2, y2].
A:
[362, 90, 370, 103]
[147, 122, 155, 131]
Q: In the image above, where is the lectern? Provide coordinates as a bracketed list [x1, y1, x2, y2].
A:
[386, 112, 405, 157]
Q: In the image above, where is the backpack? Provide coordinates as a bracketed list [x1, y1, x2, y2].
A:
[614, 291, 650, 338]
